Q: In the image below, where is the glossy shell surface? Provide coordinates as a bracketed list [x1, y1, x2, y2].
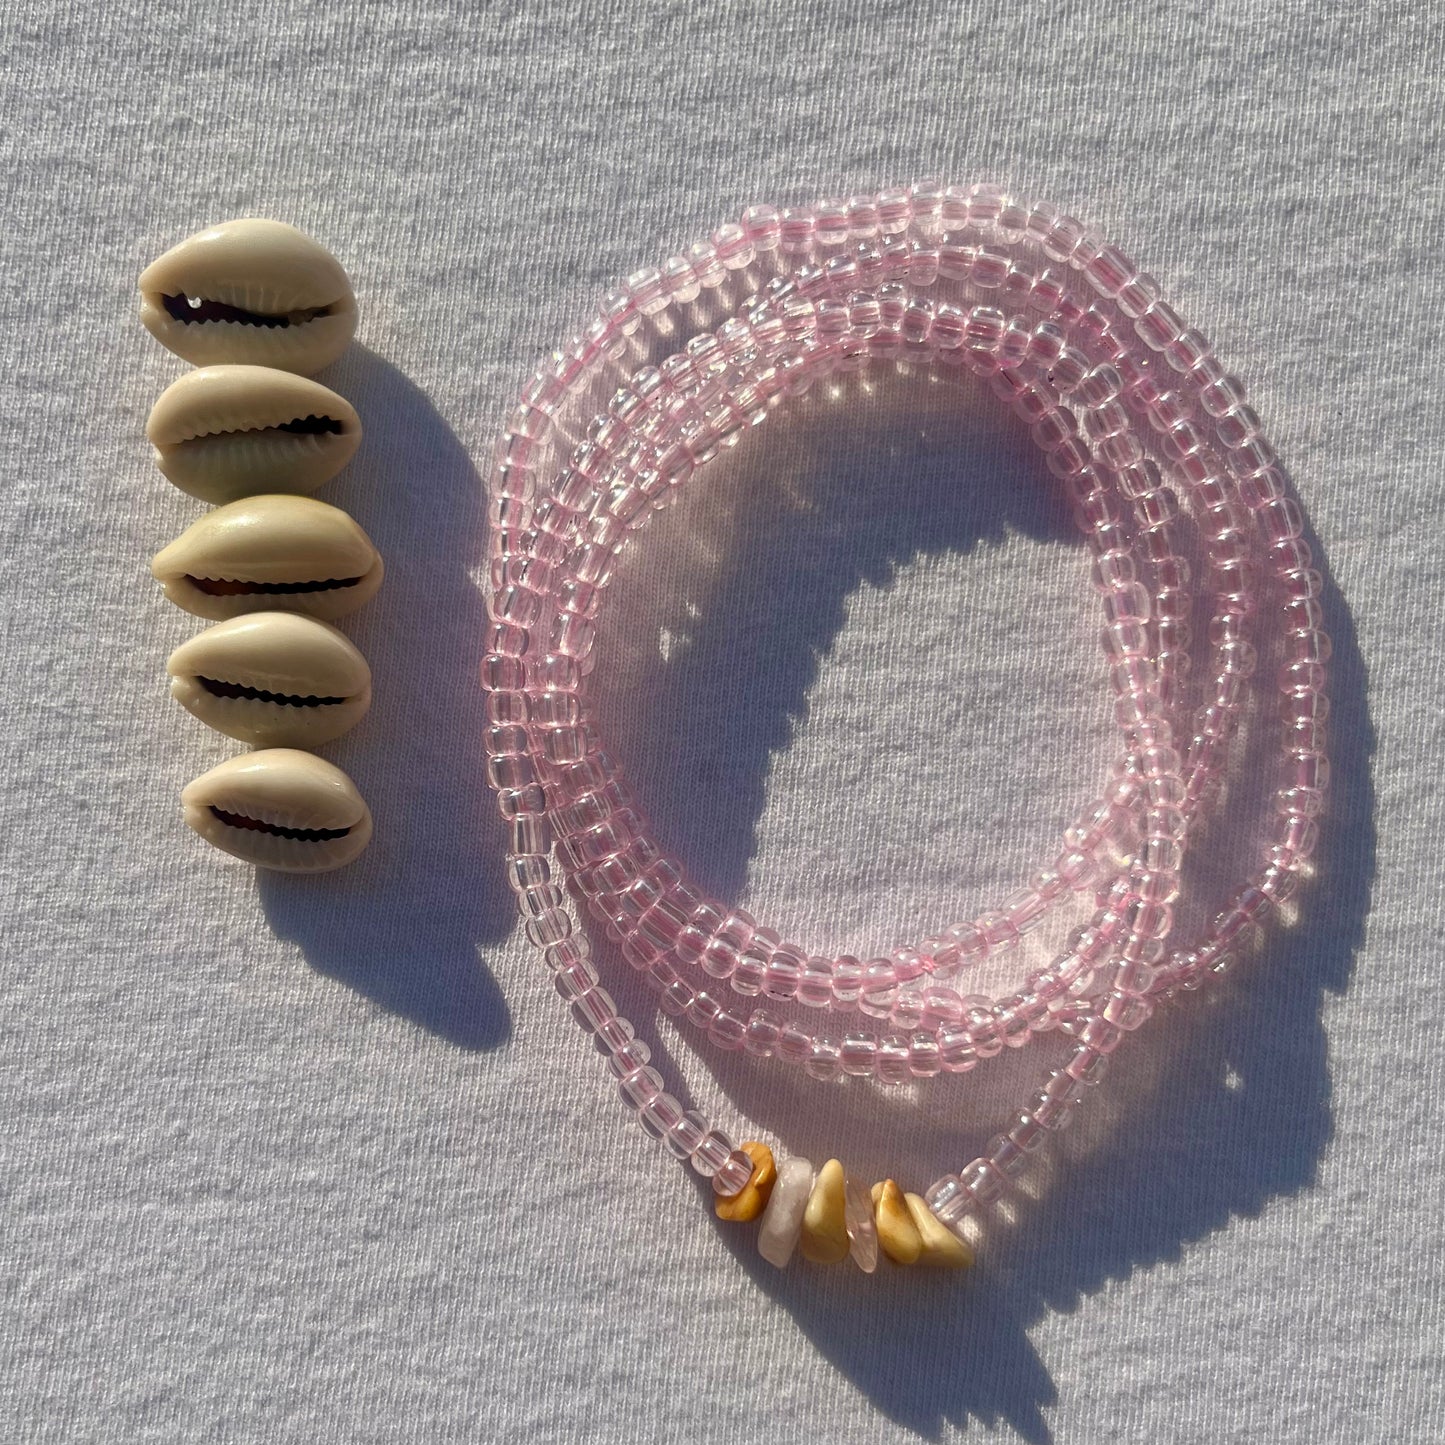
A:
[150, 494, 383, 621]
[181, 748, 373, 871]
[167, 612, 372, 746]
[139, 218, 357, 375]
[147, 365, 361, 504]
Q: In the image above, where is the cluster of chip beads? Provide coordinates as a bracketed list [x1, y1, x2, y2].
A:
[481, 182, 1330, 1256]
[139, 219, 358, 376]
[716, 1144, 970, 1273]
[140, 220, 375, 871]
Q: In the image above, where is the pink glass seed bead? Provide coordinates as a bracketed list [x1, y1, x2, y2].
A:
[691, 1129, 736, 1178]
[711, 1149, 756, 1197]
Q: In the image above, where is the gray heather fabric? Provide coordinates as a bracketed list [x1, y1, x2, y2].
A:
[2, 2, 1442, 1441]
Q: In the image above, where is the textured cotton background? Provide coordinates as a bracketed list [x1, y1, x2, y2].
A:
[3, 2, 1442, 1442]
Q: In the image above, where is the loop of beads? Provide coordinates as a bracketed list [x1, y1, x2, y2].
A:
[482, 182, 1328, 1262]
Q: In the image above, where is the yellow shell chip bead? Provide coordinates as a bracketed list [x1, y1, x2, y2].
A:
[872, 1179, 924, 1266]
[904, 1192, 974, 1270]
[798, 1159, 850, 1264]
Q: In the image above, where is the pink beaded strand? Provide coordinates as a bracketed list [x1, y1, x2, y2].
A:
[483, 182, 1328, 1245]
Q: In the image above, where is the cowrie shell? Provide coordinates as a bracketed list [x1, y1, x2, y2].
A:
[150, 493, 384, 622]
[167, 612, 372, 747]
[139, 219, 358, 376]
[182, 748, 373, 871]
[147, 365, 362, 505]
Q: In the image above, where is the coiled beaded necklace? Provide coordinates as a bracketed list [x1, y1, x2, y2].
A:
[482, 182, 1328, 1273]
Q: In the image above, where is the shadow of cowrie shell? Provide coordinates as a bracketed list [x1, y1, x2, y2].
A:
[182, 748, 372, 871]
[147, 366, 362, 504]
[139, 219, 357, 375]
[168, 612, 372, 747]
[151, 494, 384, 622]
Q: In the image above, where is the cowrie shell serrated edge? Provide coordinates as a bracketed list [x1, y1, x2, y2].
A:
[139, 218, 358, 376]
[151, 494, 384, 622]
[167, 612, 372, 747]
[181, 748, 373, 872]
[147, 365, 362, 505]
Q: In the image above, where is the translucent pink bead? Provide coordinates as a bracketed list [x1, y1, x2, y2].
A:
[712, 1149, 755, 1197]
[665, 1109, 707, 1159]
[840, 1032, 878, 1077]
[741, 203, 781, 251]
[1010, 1112, 1048, 1153]
[960, 1158, 1006, 1206]
[990, 1135, 1029, 1178]
[831, 955, 864, 1003]
[606, 1040, 651, 1076]
[618, 1065, 665, 1108]
[763, 945, 803, 999]
[638, 1093, 685, 1144]
[938, 1025, 978, 1073]
[554, 962, 600, 1001]
[858, 960, 898, 1019]
[844, 1175, 879, 1273]
[743, 1008, 782, 1057]
[925, 1173, 973, 1227]
[908, 1032, 942, 1077]
[1065, 1049, 1111, 1086]
[804, 1038, 842, 1081]
[796, 955, 834, 1008]
[876, 1034, 912, 1085]
[708, 1010, 747, 1051]
[690, 1129, 736, 1178]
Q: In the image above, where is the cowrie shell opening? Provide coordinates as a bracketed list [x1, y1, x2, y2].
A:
[139, 219, 358, 376]
[167, 612, 372, 747]
[182, 748, 373, 871]
[150, 493, 384, 622]
[147, 365, 362, 505]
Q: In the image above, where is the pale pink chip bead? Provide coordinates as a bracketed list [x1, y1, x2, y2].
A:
[844, 1175, 879, 1273]
[758, 1157, 814, 1269]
